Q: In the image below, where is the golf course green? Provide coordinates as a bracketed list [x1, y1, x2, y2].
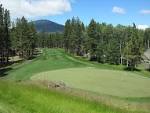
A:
[31, 67, 150, 97]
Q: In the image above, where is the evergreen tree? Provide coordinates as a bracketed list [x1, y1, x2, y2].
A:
[11, 17, 37, 59]
[0, 4, 11, 65]
[4, 9, 11, 62]
[64, 19, 71, 52]
[144, 28, 150, 49]
[124, 24, 144, 70]
[87, 19, 98, 60]
[0, 4, 4, 64]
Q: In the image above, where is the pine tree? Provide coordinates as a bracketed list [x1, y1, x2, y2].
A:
[87, 19, 98, 60]
[11, 17, 37, 59]
[144, 28, 150, 49]
[124, 24, 144, 70]
[4, 9, 11, 63]
[0, 5, 11, 65]
[0, 4, 4, 65]
[64, 19, 71, 52]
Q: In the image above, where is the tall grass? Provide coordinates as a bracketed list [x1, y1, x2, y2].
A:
[0, 81, 135, 113]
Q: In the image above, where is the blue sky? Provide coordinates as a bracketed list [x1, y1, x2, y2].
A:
[44, 0, 150, 26]
[0, 0, 150, 28]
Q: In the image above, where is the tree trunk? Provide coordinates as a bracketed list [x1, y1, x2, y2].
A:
[126, 59, 129, 67]
[120, 56, 123, 65]
[119, 42, 122, 65]
[148, 40, 150, 49]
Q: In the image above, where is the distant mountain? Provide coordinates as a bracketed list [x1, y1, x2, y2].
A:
[33, 20, 64, 33]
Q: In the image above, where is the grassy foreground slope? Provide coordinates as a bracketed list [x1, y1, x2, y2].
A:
[0, 81, 132, 113]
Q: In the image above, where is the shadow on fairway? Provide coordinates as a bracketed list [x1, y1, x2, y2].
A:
[0, 59, 23, 68]
[145, 69, 150, 72]
[0, 67, 12, 77]
[124, 67, 141, 72]
[0, 60, 23, 78]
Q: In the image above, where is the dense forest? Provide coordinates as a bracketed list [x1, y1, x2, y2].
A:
[39, 17, 150, 70]
[0, 4, 11, 65]
[11, 17, 37, 59]
[37, 32, 63, 48]
[0, 5, 37, 64]
[0, 4, 150, 70]
[63, 17, 147, 70]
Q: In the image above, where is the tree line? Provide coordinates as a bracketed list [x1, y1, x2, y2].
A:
[36, 32, 63, 48]
[0, 4, 11, 65]
[0, 4, 37, 66]
[0, 4, 64, 67]
[10, 17, 36, 59]
[63, 17, 150, 70]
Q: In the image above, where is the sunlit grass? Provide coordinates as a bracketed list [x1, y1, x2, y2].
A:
[0, 81, 132, 113]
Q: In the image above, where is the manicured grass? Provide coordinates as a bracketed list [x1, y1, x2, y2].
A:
[5, 48, 150, 98]
[6, 48, 149, 80]
[31, 67, 150, 98]
[6, 49, 86, 80]
[71, 54, 150, 78]
[0, 81, 133, 113]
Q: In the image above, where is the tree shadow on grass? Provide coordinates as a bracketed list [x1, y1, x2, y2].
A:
[28, 56, 37, 60]
[0, 50, 42, 78]
[0, 59, 24, 68]
[123, 67, 141, 72]
[0, 60, 23, 78]
[145, 69, 150, 72]
[0, 67, 12, 77]
[27, 50, 42, 60]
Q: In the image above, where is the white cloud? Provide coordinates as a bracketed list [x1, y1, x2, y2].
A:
[137, 25, 149, 30]
[112, 6, 126, 14]
[140, 10, 150, 15]
[0, 0, 72, 18]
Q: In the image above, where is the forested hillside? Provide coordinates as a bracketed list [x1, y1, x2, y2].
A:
[33, 20, 64, 33]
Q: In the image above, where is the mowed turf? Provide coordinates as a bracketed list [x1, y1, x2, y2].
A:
[0, 81, 132, 113]
[6, 49, 150, 98]
[31, 67, 150, 98]
[6, 49, 86, 80]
